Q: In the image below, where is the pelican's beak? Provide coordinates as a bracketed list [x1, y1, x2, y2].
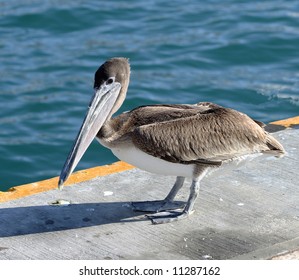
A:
[58, 81, 121, 190]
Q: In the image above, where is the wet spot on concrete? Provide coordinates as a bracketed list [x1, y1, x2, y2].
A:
[0, 247, 8, 251]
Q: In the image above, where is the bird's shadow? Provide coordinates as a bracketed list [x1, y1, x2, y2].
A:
[0, 201, 147, 238]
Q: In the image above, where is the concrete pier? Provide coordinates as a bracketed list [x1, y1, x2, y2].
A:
[0, 117, 298, 260]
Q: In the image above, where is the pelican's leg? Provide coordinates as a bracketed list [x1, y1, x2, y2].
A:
[147, 167, 208, 224]
[131, 176, 185, 212]
[147, 179, 200, 224]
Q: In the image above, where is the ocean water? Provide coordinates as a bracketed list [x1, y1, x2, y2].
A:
[0, 0, 298, 191]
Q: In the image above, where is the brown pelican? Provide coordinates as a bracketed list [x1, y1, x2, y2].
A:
[58, 57, 285, 224]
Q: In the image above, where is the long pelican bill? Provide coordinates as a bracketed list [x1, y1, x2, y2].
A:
[58, 81, 121, 190]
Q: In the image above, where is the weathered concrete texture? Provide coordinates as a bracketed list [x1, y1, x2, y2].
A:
[0, 129, 298, 260]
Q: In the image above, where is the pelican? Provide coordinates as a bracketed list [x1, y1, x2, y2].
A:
[58, 57, 285, 224]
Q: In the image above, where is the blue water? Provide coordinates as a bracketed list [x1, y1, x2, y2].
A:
[1, 0, 298, 191]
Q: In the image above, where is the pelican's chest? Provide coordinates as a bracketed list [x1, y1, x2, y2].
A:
[110, 144, 194, 178]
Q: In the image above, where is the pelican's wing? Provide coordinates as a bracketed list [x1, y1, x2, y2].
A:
[131, 106, 281, 165]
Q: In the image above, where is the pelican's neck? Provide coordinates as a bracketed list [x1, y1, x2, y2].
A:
[97, 116, 123, 148]
[97, 103, 124, 144]
[97, 117, 113, 139]
[97, 71, 130, 145]
[107, 75, 129, 119]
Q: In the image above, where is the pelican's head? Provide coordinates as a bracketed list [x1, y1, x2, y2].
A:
[58, 57, 130, 189]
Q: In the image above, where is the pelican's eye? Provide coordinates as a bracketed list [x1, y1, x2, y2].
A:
[106, 77, 115, 85]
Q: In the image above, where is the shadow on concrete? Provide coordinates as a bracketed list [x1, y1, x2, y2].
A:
[0, 202, 146, 237]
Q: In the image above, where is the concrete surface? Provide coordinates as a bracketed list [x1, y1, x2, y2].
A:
[0, 129, 298, 260]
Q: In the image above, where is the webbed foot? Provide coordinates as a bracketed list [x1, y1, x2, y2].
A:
[131, 200, 185, 213]
[147, 210, 195, 224]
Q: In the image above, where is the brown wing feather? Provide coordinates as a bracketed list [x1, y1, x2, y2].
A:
[124, 102, 223, 127]
[131, 106, 279, 164]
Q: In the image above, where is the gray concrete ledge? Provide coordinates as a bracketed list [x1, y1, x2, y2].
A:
[0, 129, 298, 260]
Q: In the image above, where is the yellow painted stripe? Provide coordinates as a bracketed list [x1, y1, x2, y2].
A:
[270, 116, 299, 128]
[0, 161, 134, 203]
